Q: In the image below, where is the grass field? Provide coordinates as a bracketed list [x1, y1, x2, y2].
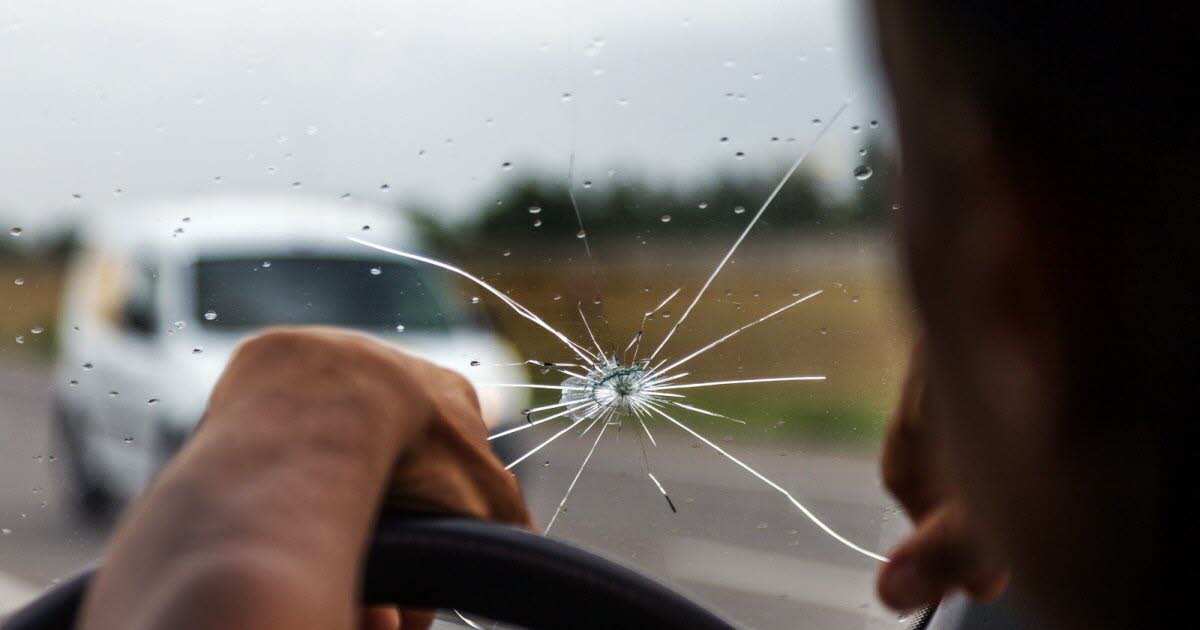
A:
[1, 231, 914, 444]
[458, 231, 914, 445]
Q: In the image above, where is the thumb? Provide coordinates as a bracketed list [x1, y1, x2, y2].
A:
[876, 503, 1009, 611]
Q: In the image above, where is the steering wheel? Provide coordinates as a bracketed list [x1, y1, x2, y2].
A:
[1, 513, 734, 630]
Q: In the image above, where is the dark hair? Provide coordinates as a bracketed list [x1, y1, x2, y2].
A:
[901, 3, 1187, 625]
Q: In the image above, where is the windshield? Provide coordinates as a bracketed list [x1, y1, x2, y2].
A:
[194, 257, 452, 332]
[0, 1, 908, 627]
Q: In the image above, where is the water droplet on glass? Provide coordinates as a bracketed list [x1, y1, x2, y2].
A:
[528, 206, 542, 214]
[501, 162, 513, 170]
[68, 380, 78, 387]
[379, 183, 391, 191]
[395, 324, 406, 333]
[13, 278, 24, 286]
[107, 391, 119, 398]
[14, 336, 24, 344]
[502, 249, 512, 257]
[734, 151, 745, 160]
[532, 218, 543, 227]
[30, 326, 43, 334]
[122, 437, 134, 444]
[733, 206, 746, 215]
[82, 362, 94, 370]
[870, 120, 880, 128]
[203, 310, 217, 321]
[660, 214, 672, 223]
[369, 267, 382, 276]
[192, 347, 203, 354]
[560, 92, 573, 102]
[8, 227, 21, 237]
[470, 296, 481, 304]
[361, 225, 370, 231]
[698, 202, 708, 209]
[576, 229, 587, 239]
[470, 360, 481, 367]
[853, 165, 873, 181]
[1, 528, 11, 535]
[148, 398, 160, 405]
[262, 261, 272, 268]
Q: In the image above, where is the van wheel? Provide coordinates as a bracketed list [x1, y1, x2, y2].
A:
[52, 402, 115, 523]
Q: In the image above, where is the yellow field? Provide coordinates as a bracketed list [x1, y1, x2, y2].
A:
[457, 233, 914, 443]
[2, 232, 914, 443]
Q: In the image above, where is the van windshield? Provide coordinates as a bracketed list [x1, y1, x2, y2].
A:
[193, 257, 453, 332]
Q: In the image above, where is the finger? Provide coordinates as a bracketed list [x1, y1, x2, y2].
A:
[360, 606, 401, 630]
[876, 504, 1010, 611]
[880, 343, 946, 520]
[399, 609, 435, 630]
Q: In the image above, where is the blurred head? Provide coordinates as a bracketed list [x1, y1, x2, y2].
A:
[870, 2, 1181, 627]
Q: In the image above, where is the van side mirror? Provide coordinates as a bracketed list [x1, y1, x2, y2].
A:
[121, 300, 157, 336]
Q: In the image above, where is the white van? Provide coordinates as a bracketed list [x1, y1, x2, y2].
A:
[51, 196, 529, 514]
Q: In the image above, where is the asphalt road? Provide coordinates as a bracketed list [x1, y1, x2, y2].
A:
[1, 360, 908, 629]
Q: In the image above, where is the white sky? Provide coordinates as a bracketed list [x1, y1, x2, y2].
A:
[0, 0, 889, 235]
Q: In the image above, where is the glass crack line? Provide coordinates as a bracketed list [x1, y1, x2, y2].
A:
[648, 100, 851, 362]
[643, 400, 887, 562]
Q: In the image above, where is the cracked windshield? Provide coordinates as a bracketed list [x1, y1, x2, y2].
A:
[2, 1, 910, 627]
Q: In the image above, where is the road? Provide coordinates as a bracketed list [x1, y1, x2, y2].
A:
[1, 360, 908, 629]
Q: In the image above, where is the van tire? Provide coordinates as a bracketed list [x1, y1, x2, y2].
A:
[52, 401, 115, 523]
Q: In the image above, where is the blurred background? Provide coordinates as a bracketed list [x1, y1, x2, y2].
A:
[1, 0, 914, 627]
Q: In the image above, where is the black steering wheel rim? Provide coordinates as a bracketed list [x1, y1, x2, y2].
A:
[1, 513, 734, 630]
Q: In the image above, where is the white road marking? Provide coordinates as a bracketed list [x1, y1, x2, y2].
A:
[0, 570, 40, 617]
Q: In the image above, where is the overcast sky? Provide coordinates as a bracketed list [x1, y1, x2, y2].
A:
[0, 0, 890, 235]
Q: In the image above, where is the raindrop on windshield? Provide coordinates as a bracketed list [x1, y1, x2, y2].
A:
[853, 165, 874, 181]
[369, 267, 382, 276]
[8, 227, 21, 237]
[395, 324, 406, 333]
[203, 310, 218, 321]
[660, 214, 672, 223]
